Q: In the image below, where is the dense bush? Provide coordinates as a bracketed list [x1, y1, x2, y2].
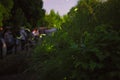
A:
[31, 0, 120, 80]
[31, 25, 120, 80]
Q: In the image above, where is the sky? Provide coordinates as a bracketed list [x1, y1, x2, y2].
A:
[43, 0, 79, 16]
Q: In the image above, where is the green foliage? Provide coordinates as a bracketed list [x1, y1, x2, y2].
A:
[31, 30, 75, 79]
[10, 0, 45, 27]
[0, 0, 45, 28]
[0, 4, 5, 26]
[11, 8, 27, 27]
[30, 0, 120, 80]
[45, 10, 63, 29]
[0, 0, 13, 26]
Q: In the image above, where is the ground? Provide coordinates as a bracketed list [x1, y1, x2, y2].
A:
[0, 50, 38, 80]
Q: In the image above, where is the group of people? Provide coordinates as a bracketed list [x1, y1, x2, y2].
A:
[0, 26, 41, 59]
[0, 26, 57, 59]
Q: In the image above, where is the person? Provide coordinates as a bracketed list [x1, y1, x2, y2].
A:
[4, 27, 15, 45]
[32, 28, 39, 37]
[3, 26, 16, 54]
[0, 36, 7, 58]
[0, 38, 7, 59]
[32, 28, 39, 42]
[20, 27, 27, 50]
[0, 27, 3, 58]
[0, 27, 3, 38]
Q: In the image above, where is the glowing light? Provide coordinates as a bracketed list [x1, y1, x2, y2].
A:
[74, 8, 78, 11]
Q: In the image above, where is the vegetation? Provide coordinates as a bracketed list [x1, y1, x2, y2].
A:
[0, 0, 13, 26]
[44, 10, 63, 29]
[0, 0, 120, 80]
[0, 0, 45, 29]
[31, 0, 120, 80]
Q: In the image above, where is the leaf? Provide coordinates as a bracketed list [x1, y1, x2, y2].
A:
[89, 61, 97, 71]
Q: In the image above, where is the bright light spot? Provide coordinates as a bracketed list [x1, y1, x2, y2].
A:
[74, 8, 78, 11]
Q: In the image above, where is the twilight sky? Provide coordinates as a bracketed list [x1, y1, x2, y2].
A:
[43, 0, 78, 16]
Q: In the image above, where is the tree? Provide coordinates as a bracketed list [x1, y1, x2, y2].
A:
[45, 10, 63, 29]
[0, 4, 5, 26]
[0, 0, 13, 26]
[9, 0, 45, 28]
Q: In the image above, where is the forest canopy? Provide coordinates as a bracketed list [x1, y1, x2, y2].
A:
[0, 0, 45, 29]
